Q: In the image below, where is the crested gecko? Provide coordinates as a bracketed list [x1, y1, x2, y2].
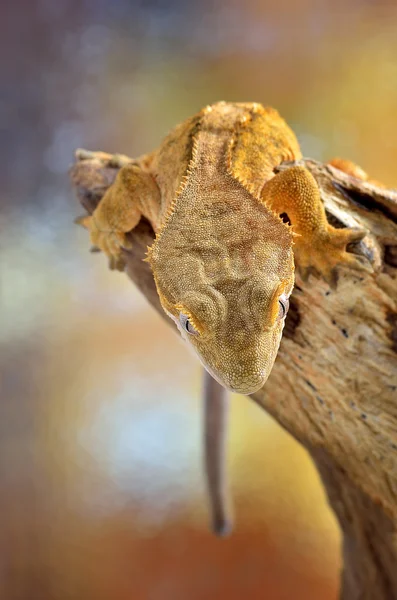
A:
[77, 101, 370, 535]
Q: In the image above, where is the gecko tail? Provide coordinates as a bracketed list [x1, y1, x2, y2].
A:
[203, 370, 233, 538]
[211, 514, 233, 537]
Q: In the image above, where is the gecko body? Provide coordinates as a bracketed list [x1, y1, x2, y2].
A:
[77, 101, 370, 535]
[79, 101, 366, 394]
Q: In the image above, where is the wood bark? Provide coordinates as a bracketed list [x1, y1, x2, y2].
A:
[70, 151, 397, 600]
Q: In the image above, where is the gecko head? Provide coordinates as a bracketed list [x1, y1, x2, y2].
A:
[172, 279, 293, 394]
[148, 214, 294, 395]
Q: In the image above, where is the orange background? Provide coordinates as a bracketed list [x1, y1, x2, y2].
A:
[1, 1, 397, 598]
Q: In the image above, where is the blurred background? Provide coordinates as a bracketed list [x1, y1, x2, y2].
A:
[1, 1, 397, 598]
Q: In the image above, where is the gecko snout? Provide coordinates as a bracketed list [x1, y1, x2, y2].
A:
[204, 350, 276, 395]
[201, 326, 284, 395]
[209, 369, 268, 395]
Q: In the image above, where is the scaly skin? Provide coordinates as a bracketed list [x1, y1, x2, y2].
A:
[78, 101, 369, 394]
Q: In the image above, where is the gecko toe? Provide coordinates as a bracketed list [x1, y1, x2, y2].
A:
[343, 251, 373, 273]
[345, 228, 367, 243]
[331, 227, 367, 247]
[107, 153, 131, 168]
[75, 214, 91, 228]
[327, 268, 339, 290]
[109, 255, 126, 271]
[75, 149, 95, 161]
[298, 265, 316, 283]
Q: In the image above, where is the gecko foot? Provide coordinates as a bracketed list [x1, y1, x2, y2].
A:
[294, 226, 372, 288]
[75, 214, 133, 271]
[75, 148, 133, 168]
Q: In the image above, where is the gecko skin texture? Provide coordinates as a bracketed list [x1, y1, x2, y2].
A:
[79, 102, 368, 394]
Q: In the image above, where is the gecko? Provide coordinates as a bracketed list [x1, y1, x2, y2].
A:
[76, 101, 370, 534]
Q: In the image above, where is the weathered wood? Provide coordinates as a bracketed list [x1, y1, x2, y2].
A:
[70, 150, 397, 599]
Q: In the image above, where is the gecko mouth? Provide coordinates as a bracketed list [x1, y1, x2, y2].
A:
[201, 362, 267, 396]
[217, 376, 266, 395]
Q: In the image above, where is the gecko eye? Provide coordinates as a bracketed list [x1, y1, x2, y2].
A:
[277, 296, 290, 321]
[179, 313, 199, 335]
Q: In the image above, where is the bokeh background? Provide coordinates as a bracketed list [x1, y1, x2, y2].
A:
[1, 1, 397, 598]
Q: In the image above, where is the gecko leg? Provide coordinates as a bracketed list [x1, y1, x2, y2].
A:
[203, 370, 232, 537]
[261, 166, 371, 286]
[327, 158, 386, 188]
[77, 160, 160, 271]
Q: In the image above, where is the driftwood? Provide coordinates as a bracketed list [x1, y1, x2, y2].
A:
[70, 150, 397, 600]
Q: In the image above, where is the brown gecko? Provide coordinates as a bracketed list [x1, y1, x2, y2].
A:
[77, 101, 371, 534]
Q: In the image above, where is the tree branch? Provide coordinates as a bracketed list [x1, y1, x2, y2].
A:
[70, 150, 397, 600]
